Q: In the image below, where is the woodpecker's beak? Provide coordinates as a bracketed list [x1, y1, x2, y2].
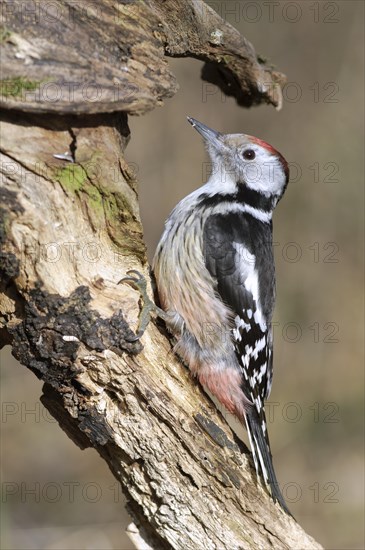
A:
[187, 117, 222, 149]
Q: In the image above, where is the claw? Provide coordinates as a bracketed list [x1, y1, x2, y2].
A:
[118, 270, 146, 288]
[125, 332, 142, 343]
[126, 269, 143, 278]
[118, 270, 173, 340]
[118, 270, 154, 340]
[120, 276, 139, 285]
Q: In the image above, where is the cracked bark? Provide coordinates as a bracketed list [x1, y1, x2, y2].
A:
[0, 1, 322, 548]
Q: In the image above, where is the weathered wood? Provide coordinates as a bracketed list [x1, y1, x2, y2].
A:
[0, 0, 177, 114]
[0, 0, 283, 115]
[151, 0, 285, 108]
[0, 1, 321, 548]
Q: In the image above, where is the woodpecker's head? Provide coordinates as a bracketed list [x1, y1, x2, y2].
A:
[187, 117, 289, 204]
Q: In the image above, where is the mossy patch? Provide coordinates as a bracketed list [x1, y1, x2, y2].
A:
[55, 162, 105, 216]
[103, 192, 134, 225]
[55, 164, 88, 193]
[54, 161, 145, 261]
[0, 76, 42, 98]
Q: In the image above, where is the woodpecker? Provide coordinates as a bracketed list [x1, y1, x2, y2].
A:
[123, 117, 290, 514]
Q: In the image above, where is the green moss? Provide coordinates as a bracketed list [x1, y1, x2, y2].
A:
[85, 186, 104, 216]
[55, 161, 108, 210]
[104, 193, 133, 224]
[54, 159, 145, 262]
[55, 164, 87, 193]
[102, 192, 145, 260]
[0, 76, 42, 98]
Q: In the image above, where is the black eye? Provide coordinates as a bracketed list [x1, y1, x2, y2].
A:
[243, 149, 256, 160]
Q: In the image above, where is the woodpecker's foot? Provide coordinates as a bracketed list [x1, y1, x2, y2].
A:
[119, 270, 165, 341]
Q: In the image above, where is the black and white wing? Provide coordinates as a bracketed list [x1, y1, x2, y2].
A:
[203, 211, 290, 514]
[203, 211, 274, 403]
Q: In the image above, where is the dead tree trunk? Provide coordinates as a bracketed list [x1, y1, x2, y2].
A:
[0, 1, 322, 548]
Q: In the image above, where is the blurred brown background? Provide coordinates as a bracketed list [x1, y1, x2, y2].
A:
[1, 1, 364, 549]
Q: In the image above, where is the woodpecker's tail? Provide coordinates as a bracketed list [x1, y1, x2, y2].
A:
[245, 409, 292, 516]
